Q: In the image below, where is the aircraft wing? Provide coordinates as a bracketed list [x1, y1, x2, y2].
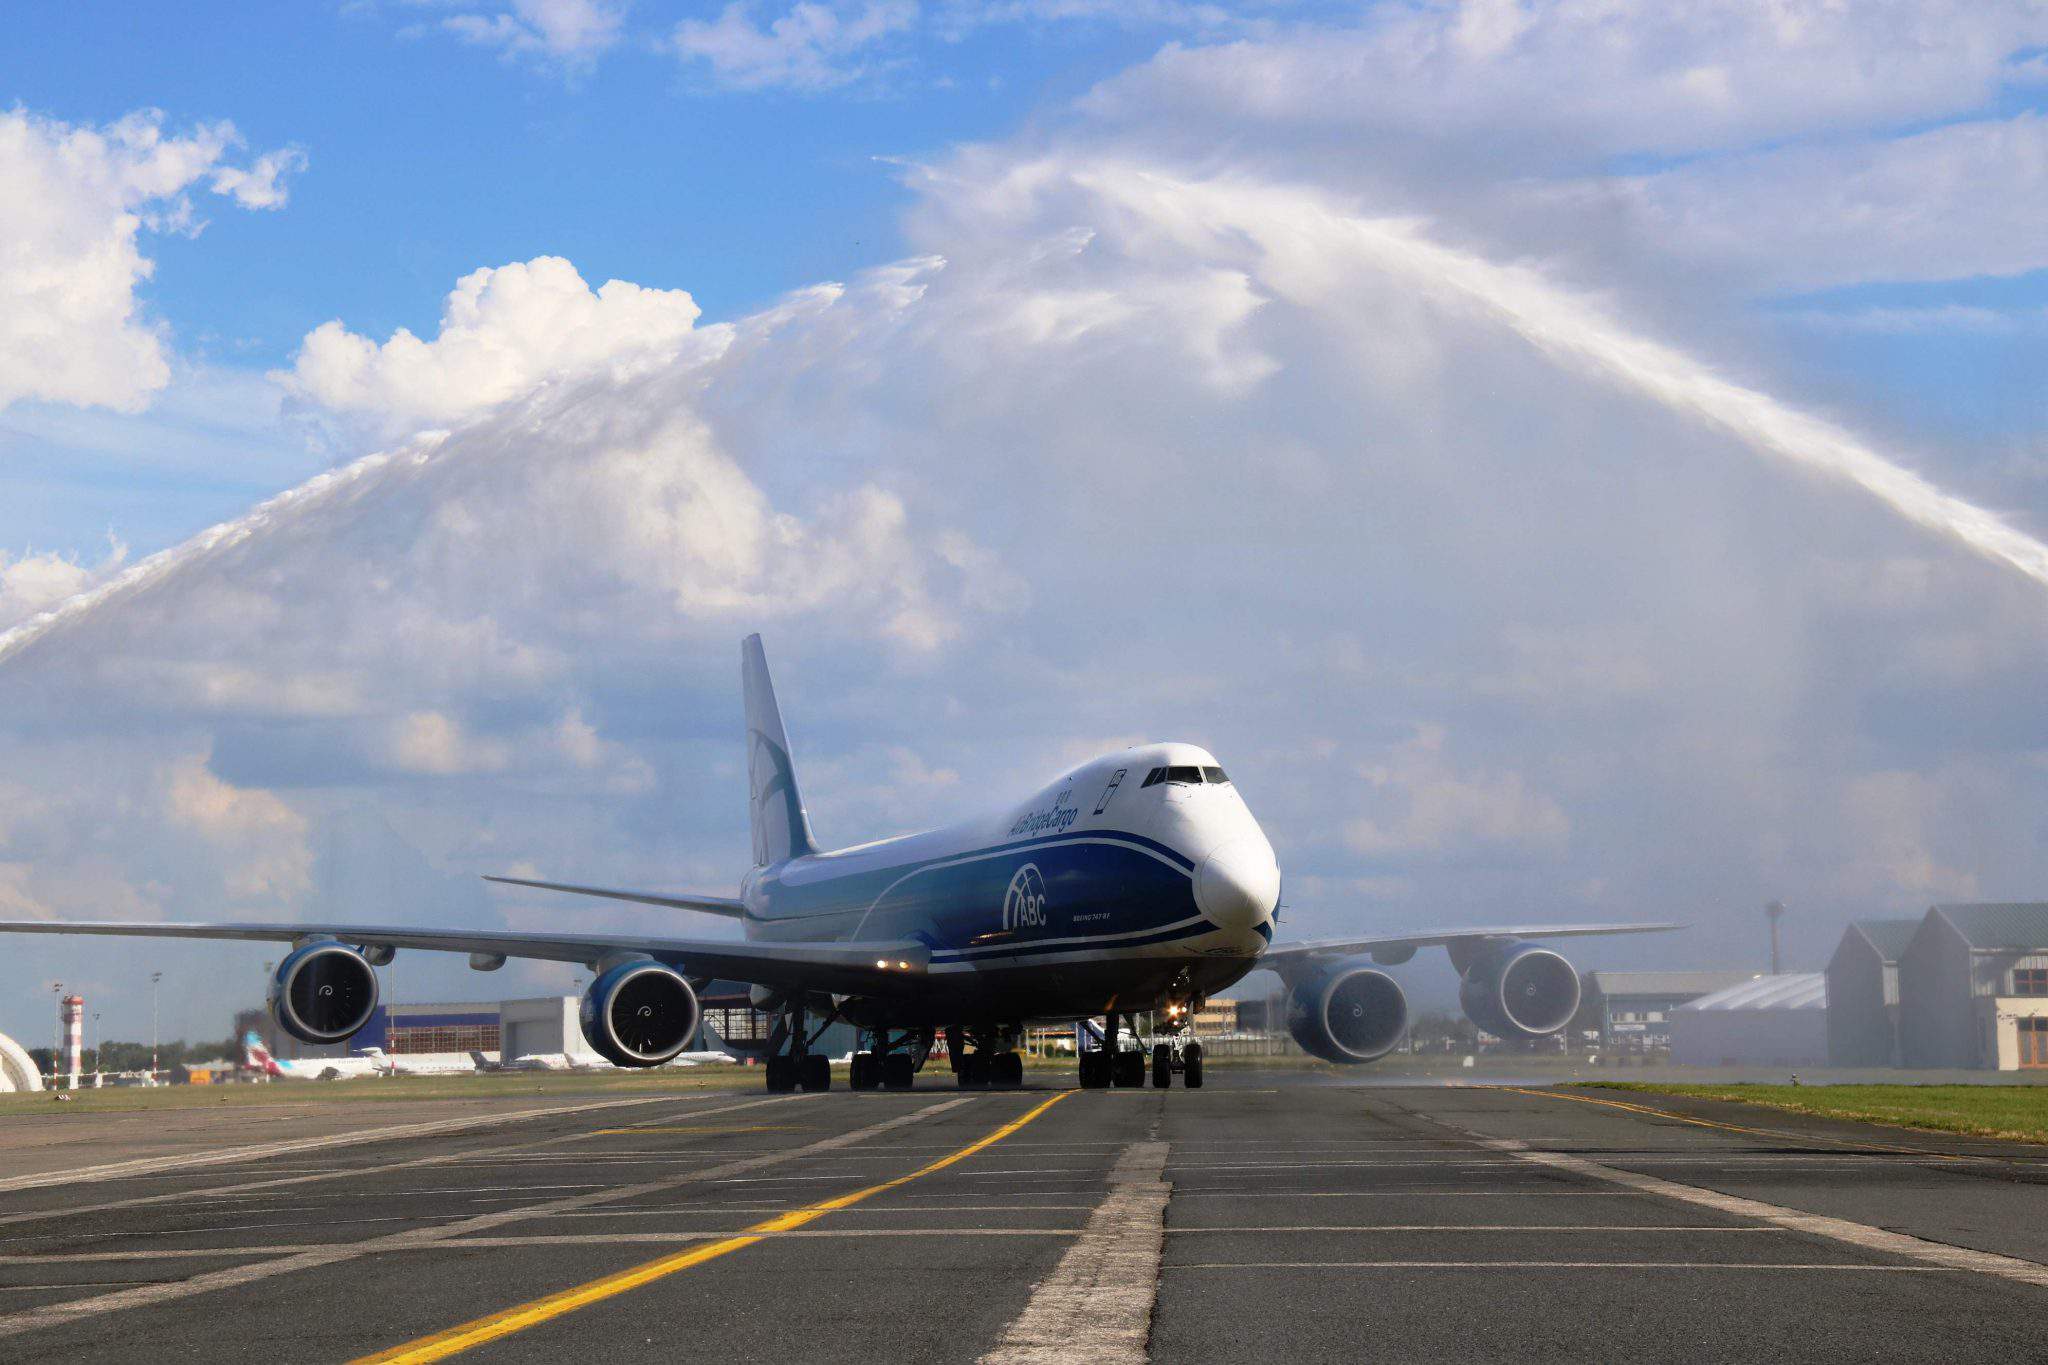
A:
[483, 875, 746, 918]
[0, 920, 927, 997]
[1263, 921, 1683, 966]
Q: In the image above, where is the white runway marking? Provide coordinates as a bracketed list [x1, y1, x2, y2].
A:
[0, 1093, 715, 1195]
[0, 1094, 781, 1232]
[1481, 1138, 2048, 1290]
[979, 1138, 1170, 1365]
[1165, 1225, 1784, 1234]
[1171, 1261, 1965, 1273]
[0, 1097, 975, 1341]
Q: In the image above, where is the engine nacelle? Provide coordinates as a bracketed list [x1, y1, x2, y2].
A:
[1458, 941, 1581, 1041]
[579, 960, 701, 1068]
[1286, 962, 1408, 1063]
[268, 941, 380, 1045]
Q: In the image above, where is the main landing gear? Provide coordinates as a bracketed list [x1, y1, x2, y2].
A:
[949, 1025, 1026, 1089]
[763, 1000, 835, 1093]
[849, 1029, 921, 1092]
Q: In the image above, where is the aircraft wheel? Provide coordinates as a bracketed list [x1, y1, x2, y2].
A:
[992, 1051, 1024, 1088]
[1184, 1043, 1204, 1089]
[1151, 1043, 1173, 1089]
[881, 1053, 915, 1090]
[1076, 1052, 1104, 1089]
[765, 1056, 797, 1093]
[849, 1052, 878, 1091]
[798, 1054, 831, 1092]
[1112, 1050, 1145, 1088]
[958, 1053, 990, 1089]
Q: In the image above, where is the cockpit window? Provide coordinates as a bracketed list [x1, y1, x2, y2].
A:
[1141, 767, 1166, 788]
[1201, 766, 1228, 784]
[1165, 765, 1203, 784]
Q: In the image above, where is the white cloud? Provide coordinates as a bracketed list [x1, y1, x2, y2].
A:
[0, 541, 125, 630]
[385, 711, 513, 775]
[209, 145, 308, 210]
[1592, 110, 2048, 289]
[444, 0, 627, 65]
[277, 256, 716, 435]
[1346, 725, 1572, 858]
[1087, 2, 2048, 163]
[162, 751, 312, 901]
[0, 108, 302, 415]
[671, 0, 919, 91]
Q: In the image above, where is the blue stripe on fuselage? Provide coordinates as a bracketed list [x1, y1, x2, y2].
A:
[751, 830, 1199, 958]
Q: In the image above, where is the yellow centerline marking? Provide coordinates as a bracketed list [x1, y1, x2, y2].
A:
[353, 1091, 1073, 1364]
[1491, 1086, 1966, 1161]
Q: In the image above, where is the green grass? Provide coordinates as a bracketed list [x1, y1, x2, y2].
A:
[1572, 1083, 2048, 1144]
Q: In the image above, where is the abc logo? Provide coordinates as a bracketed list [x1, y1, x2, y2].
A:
[1003, 863, 1049, 930]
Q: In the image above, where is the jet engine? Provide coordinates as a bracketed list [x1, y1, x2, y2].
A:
[1285, 961, 1408, 1063]
[1457, 940, 1581, 1041]
[579, 960, 701, 1067]
[268, 941, 380, 1045]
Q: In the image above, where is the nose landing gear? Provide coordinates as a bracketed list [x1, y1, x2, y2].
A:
[1083, 1006, 1204, 1090]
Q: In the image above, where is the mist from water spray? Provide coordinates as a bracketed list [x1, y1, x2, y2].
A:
[1113, 170, 2048, 591]
[0, 439, 437, 668]
[6, 165, 2047, 673]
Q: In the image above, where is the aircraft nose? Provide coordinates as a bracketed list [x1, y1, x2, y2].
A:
[1194, 836, 1280, 931]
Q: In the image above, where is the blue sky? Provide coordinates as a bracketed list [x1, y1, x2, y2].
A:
[7, 2, 2048, 1044]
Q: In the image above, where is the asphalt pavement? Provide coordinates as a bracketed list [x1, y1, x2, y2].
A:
[0, 1071, 2044, 1362]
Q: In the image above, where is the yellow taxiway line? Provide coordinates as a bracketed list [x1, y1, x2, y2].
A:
[353, 1091, 1073, 1364]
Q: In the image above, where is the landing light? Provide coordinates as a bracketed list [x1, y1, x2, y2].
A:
[876, 958, 889, 968]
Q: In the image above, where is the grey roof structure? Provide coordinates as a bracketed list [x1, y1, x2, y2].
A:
[1930, 904, 2048, 951]
[1674, 973, 1825, 1013]
[1587, 970, 1762, 999]
[1850, 918, 1920, 961]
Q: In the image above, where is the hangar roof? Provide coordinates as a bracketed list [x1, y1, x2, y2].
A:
[1931, 904, 2048, 951]
[1675, 973, 1825, 1013]
[1587, 971, 1761, 1000]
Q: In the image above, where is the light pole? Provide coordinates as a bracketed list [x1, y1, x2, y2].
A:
[150, 971, 163, 1082]
[49, 982, 62, 1084]
[1765, 901, 1786, 975]
[91, 1011, 101, 1087]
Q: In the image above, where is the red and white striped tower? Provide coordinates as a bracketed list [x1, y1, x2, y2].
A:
[60, 995, 83, 1090]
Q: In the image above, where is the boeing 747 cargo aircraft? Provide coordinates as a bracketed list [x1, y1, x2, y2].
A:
[0, 637, 1674, 1092]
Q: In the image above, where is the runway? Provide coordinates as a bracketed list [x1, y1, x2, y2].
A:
[0, 1073, 2044, 1362]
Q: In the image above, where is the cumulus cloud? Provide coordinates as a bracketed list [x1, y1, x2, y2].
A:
[277, 256, 715, 435]
[0, 108, 302, 415]
[0, 541, 125, 630]
[163, 751, 313, 902]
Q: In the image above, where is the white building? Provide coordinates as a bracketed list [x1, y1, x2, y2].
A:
[1899, 904, 2048, 1071]
[1670, 973, 1828, 1067]
[0, 1032, 42, 1092]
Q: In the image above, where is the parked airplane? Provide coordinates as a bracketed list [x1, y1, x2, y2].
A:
[0, 636, 1675, 1093]
[242, 1031, 479, 1079]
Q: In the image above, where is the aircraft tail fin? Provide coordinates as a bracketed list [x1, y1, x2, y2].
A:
[742, 634, 820, 866]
